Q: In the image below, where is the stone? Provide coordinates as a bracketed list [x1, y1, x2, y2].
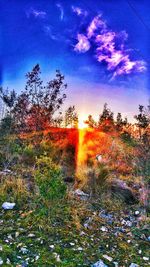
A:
[100, 226, 108, 232]
[135, 211, 140, 216]
[2, 202, 15, 210]
[129, 264, 139, 267]
[143, 257, 149, 261]
[103, 255, 113, 262]
[91, 259, 108, 267]
[0, 258, 3, 265]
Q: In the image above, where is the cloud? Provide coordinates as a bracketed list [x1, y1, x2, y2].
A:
[74, 34, 91, 53]
[26, 8, 46, 19]
[72, 6, 88, 17]
[43, 26, 58, 40]
[56, 3, 64, 21]
[74, 13, 147, 78]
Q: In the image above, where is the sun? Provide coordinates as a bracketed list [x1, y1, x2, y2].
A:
[78, 116, 87, 129]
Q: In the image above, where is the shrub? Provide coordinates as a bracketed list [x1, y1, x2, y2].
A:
[0, 177, 29, 206]
[35, 155, 66, 201]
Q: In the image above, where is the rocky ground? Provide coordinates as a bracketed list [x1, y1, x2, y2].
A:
[0, 195, 150, 267]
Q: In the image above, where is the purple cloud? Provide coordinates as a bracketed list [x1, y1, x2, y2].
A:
[72, 6, 88, 17]
[87, 15, 106, 38]
[74, 34, 91, 53]
[27, 8, 46, 19]
[74, 13, 147, 78]
[56, 3, 64, 21]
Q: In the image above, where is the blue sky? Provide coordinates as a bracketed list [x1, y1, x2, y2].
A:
[1, 0, 150, 122]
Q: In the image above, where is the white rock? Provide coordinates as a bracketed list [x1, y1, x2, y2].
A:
[103, 255, 113, 262]
[0, 258, 3, 265]
[53, 252, 61, 262]
[129, 264, 139, 267]
[28, 233, 35, 237]
[143, 257, 149, 261]
[70, 242, 75, 246]
[91, 259, 108, 267]
[6, 258, 11, 264]
[113, 262, 118, 267]
[20, 247, 28, 254]
[100, 226, 108, 232]
[74, 189, 89, 197]
[77, 247, 83, 251]
[2, 202, 15, 210]
[15, 232, 20, 238]
[135, 211, 140, 215]
[35, 255, 40, 261]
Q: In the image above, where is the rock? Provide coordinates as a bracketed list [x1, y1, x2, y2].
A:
[0, 258, 3, 265]
[100, 226, 108, 232]
[6, 258, 11, 264]
[77, 247, 83, 251]
[110, 179, 137, 204]
[147, 236, 150, 241]
[20, 247, 28, 254]
[103, 255, 113, 262]
[74, 189, 89, 200]
[2, 202, 15, 210]
[28, 233, 35, 237]
[129, 264, 139, 267]
[143, 257, 149, 261]
[91, 259, 108, 267]
[53, 252, 61, 262]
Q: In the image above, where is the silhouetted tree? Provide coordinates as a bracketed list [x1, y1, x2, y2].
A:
[0, 65, 67, 132]
[98, 103, 114, 132]
[85, 115, 97, 128]
[134, 105, 149, 139]
[65, 106, 78, 128]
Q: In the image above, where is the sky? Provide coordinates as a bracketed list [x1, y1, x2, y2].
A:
[1, 0, 150, 123]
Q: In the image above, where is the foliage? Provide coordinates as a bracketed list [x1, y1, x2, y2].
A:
[35, 155, 66, 201]
[85, 115, 97, 128]
[64, 105, 78, 128]
[98, 103, 115, 132]
[1, 65, 67, 132]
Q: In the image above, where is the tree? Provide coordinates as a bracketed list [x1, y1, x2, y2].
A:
[64, 106, 78, 128]
[1, 65, 67, 132]
[98, 103, 114, 132]
[85, 115, 97, 128]
[116, 112, 128, 132]
[134, 105, 149, 139]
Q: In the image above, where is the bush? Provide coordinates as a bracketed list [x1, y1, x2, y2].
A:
[0, 177, 29, 206]
[35, 155, 66, 201]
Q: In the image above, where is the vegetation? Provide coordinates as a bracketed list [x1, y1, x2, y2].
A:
[0, 65, 149, 266]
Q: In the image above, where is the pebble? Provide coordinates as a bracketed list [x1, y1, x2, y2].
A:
[129, 264, 139, 267]
[53, 252, 61, 262]
[143, 257, 149, 261]
[28, 233, 35, 237]
[91, 259, 108, 267]
[100, 226, 108, 232]
[103, 255, 113, 262]
[2, 202, 15, 210]
[0, 258, 3, 265]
